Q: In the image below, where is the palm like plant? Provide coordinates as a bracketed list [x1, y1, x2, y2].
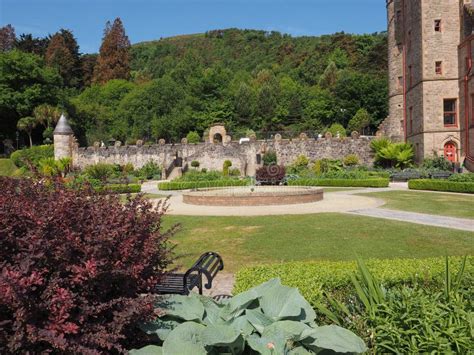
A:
[17, 116, 38, 147]
[33, 104, 61, 128]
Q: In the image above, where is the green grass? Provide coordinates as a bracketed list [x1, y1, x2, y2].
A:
[0, 159, 20, 177]
[359, 190, 474, 219]
[164, 213, 474, 272]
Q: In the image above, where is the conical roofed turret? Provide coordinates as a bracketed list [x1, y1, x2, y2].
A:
[53, 114, 73, 135]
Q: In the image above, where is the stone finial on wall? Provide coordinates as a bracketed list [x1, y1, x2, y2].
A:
[375, 130, 383, 137]
[136, 140, 144, 146]
[114, 140, 122, 147]
[299, 132, 308, 140]
[324, 132, 333, 139]
[181, 138, 188, 145]
[351, 131, 360, 139]
[159, 139, 166, 145]
[274, 133, 282, 141]
[93, 141, 100, 149]
[249, 133, 257, 142]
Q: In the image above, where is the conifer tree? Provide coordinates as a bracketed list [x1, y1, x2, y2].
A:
[45, 33, 77, 86]
[93, 18, 131, 84]
[0, 24, 16, 52]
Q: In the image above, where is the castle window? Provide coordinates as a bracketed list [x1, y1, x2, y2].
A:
[443, 99, 457, 126]
[409, 107, 413, 134]
[408, 65, 413, 87]
[434, 19, 441, 32]
[435, 61, 442, 75]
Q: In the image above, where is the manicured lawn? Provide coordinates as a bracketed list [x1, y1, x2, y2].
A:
[359, 190, 474, 219]
[0, 159, 19, 177]
[164, 213, 474, 272]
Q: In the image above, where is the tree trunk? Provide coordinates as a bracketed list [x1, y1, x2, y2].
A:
[28, 133, 32, 147]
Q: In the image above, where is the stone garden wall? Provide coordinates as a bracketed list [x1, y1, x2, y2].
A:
[71, 134, 375, 177]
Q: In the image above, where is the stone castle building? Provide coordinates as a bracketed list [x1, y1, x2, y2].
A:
[382, 0, 474, 171]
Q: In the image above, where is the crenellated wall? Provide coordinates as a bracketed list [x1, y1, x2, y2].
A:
[70, 135, 376, 177]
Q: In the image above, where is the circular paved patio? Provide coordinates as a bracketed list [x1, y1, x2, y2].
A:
[157, 190, 385, 216]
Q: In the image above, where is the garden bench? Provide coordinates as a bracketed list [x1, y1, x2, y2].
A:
[429, 171, 452, 179]
[391, 171, 423, 182]
[155, 252, 224, 295]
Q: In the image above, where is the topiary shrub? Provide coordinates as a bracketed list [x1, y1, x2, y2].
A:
[326, 123, 347, 138]
[10, 145, 54, 168]
[190, 160, 200, 169]
[223, 160, 232, 176]
[343, 154, 359, 166]
[262, 150, 277, 166]
[256, 165, 286, 185]
[186, 131, 201, 144]
[0, 177, 174, 353]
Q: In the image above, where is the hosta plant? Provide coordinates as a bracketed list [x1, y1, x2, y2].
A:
[130, 278, 366, 354]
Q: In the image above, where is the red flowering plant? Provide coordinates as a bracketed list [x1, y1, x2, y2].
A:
[0, 177, 175, 353]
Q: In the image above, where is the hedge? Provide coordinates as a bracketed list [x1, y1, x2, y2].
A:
[288, 178, 389, 188]
[234, 257, 473, 309]
[158, 179, 248, 191]
[10, 145, 54, 168]
[96, 184, 141, 194]
[409, 179, 474, 194]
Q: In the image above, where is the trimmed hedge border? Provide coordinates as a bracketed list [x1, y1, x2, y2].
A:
[158, 179, 248, 191]
[288, 178, 389, 188]
[96, 184, 141, 194]
[233, 257, 473, 309]
[409, 179, 474, 194]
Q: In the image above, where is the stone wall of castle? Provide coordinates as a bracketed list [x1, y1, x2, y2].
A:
[71, 135, 375, 177]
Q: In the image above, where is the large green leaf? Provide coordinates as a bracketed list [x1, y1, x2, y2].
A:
[162, 322, 207, 355]
[156, 294, 205, 322]
[262, 320, 312, 341]
[302, 325, 367, 353]
[129, 345, 163, 355]
[199, 295, 224, 326]
[227, 315, 255, 337]
[247, 333, 287, 355]
[259, 282, 316, 322]
[201, 324, 245, 353]
[244, 308, 274, 334]
[219, 289, 260, 321]
[140, 316, 181, 340]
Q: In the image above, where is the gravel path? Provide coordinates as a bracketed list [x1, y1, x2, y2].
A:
[348, 208, 474, 232]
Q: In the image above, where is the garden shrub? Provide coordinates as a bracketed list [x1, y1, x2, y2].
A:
[234, 257, 473, 312]
[326, 123, 347, 137]
[0, 177, 174, 353]
[10, 144, 54, 168]
[371, 138, 414, 169]
[190, 160, 200, 169]
[408, 179, 474, 193]
[422, 155, 453, 171]
[186, 131, 200, 144]
[289, 178, 389, 188]
[229, 168, 240, 176]
[222, 160, 232, 176]
[343, 154, 359, 166]
[83, 163, 118, 181]
[287, 155, 309, 174]
[256, 165, 286, 184]
[134, 161, 161, 180]
[158, 179, 248, 190]
[174, 170, 226, 182]
[448, 172, 474, 182]
[262, 150, 277, 165]
[96, 183, 142, 194]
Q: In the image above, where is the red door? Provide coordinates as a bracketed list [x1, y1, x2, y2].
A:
[444, 142, 457, 162]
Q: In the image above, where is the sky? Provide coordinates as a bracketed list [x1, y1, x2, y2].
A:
[1, 0, 387, 54]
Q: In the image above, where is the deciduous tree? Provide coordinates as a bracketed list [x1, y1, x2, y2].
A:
[0, 24, 16, 52]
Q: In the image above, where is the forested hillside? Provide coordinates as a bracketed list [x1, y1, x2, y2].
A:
[1, 24, 388, 147]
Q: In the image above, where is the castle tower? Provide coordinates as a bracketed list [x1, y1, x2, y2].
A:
[383, 0, 405, 141]
[385, 0, 463, 164]
[53, 114, 74, 160]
